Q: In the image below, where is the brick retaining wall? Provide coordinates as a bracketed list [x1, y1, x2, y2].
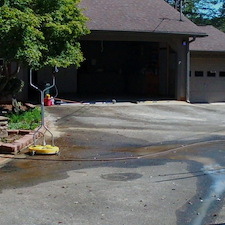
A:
[0, 116, 8, 138]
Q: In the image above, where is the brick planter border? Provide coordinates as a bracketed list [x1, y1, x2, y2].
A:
[0, 128, 43, 154]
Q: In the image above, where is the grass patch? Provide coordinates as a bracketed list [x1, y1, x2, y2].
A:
[6, 107, 41, 130]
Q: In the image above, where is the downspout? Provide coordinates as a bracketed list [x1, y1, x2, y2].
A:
[186, 36, 196, 103]
[189, 36, 196, 44]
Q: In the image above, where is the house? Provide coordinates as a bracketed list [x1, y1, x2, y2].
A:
[190, 25, 225, 103]
[18, 0, 207, 102]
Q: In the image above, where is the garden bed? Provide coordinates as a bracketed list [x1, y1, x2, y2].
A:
[0, 103, 41, 154]
[0, 103, 35, 115]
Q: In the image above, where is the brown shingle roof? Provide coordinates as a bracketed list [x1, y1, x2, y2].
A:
[79, 0, 206, 36]
[190, 25, 225, 52]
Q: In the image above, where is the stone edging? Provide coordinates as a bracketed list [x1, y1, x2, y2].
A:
[0, 129, 42, 154]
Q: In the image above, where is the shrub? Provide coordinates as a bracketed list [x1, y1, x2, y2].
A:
[6, 107, 41, 130]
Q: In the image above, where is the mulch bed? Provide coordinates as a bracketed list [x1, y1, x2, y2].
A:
[0, 103, 35, 115]
[0, 102, 36, 153]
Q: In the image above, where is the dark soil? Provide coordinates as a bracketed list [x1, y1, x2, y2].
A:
[0, 103, 30, 115]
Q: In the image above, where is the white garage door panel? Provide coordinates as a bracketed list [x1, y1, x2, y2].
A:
[190, 56, 225, 103]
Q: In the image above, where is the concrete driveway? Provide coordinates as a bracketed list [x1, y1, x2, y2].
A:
[1, 101, 225, 225]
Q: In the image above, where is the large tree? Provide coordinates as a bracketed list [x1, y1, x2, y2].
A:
[165, 0, 225, 31]
[212, 1, 225, 31]
[0, 0, 89, 98]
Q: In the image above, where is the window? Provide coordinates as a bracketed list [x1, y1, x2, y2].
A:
[219, 71, 225, 77]
[207, 71, 216, 77]
[195, 71, 204, 77]
[0, 58, 3, 66]
[189, 71, 191, 77]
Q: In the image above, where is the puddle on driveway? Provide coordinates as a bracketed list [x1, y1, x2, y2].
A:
[114, 140, 225, 225]
[163, 141, 225, 225]
[190, 164, 225, 225]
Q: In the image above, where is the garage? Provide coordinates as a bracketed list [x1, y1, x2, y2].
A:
[78, 41, 172, 99]
[190, 26, 225, 103]
[190, 56, 225, 103]
[17, 0, 207, 102]
[77, 40, 179, 100]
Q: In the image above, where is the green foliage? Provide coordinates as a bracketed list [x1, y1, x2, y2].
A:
[0, 0, 89, 70]
[6, 107, 41, 130]
[0, 76, 24, 96]
[165, 0, 225, 32]
[212, 17, 225, 32]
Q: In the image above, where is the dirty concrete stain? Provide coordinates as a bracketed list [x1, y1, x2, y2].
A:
[114, 144, 179, 155]
[101, 173, 143, 181]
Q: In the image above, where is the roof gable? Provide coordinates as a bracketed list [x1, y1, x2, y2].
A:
[79, 0, 206, 36]
[190, 26, 225, 52]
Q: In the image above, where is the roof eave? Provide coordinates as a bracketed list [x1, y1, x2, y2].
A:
[190, 50, 225, 54]
[88, 29, 207, 37]
[151, 30, 207, 37]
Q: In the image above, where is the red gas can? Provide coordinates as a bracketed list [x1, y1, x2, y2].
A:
[44, 95, 52, 106]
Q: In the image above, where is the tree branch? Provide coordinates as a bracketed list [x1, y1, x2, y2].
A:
[11, 62, 21, 77]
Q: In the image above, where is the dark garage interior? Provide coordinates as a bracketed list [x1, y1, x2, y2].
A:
[78, 40, 176, 100]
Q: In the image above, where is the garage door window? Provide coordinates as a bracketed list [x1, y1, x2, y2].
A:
[195, 71, 204, 77]
[0, 58, 3, 66]
[207, 71, 216, 77]
[219, 71, 225, 77]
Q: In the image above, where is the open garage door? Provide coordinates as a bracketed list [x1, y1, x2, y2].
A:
[78, 41, 176, 100]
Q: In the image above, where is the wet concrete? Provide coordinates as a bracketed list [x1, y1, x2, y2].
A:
[0, 142, 215, 225]
[1, 103, 225, 224]
[167, 141, 225, 225]
[0, 140, 224, 224]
